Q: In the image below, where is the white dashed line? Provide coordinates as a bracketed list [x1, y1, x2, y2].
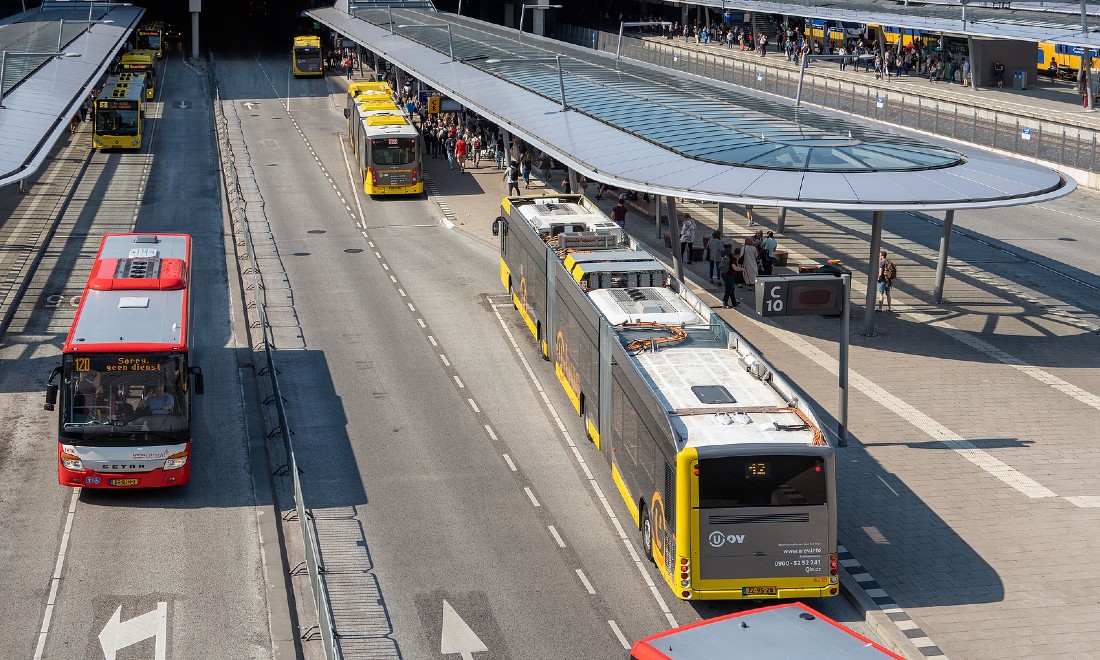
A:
[524, 486, 540, 507]
[468, 398, 480, 413]
[576, 569, 596, 595]
[428, 336, 438, 347]
[548, 525, 567, 548]
[33, 489, 79, 660]
[415, 318, 424, 328]
[501, 452, 516, 471]
[608, 620, 630, 650]
[453, 375, 465, 389]
[407, 303, 416, 312]
[398, 288, 407, 297]
[440, 354, 449, 366]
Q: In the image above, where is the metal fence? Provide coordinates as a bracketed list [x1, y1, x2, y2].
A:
[212, 63, 339, 660]
[555, 24, 1100, 175]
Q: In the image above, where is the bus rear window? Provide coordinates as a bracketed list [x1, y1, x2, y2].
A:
[698, 456, 826, 507]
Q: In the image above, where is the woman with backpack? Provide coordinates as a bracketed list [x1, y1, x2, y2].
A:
[877, 249, 896, 311]
[718, 244, 742, 308]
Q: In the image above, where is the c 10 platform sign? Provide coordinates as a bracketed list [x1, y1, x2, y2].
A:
[754, 275, 844, 317]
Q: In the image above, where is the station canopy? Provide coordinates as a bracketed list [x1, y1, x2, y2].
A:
[311, 4, 1074, 210]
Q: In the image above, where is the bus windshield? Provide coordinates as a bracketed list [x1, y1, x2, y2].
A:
[95, 106, 140, 136]
[699, 455, 827, 507]
[60, 353, 189, 445]
[371, 138, 417, 165]
[138, 33, 161, 50]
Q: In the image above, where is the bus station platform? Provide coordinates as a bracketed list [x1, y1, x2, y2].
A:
[385, 52, 1100, 652]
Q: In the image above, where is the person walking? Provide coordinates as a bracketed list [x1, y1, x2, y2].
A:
[610, 199, 628, 229]
[705, 230, 724, 284]
[455, 135, 468, 172]
[521, 150, 533, 188]
[504, 160, 521, 197]
[679, 213, 697, 264]
[719, 244, 742, 307]
[471, 133, 482, 168]
[444, 134, 457, 170]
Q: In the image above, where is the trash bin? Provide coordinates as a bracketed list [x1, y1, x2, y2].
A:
[1013, 70, 1027, 90]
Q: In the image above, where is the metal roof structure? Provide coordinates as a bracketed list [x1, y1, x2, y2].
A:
[310, 4, 1074, 211]
[0, 2, 144, 186]
[683, 0, 1100, 49]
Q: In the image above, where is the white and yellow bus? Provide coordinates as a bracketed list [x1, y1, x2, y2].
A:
[92, 75, 144, 150]
[493, 195, 838, 601]
[291, 35, 323, 77]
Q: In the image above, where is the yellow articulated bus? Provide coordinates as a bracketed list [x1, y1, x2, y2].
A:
[492, 195, 838, 601]
[119, 50, 157, 99]
[292, 35, 324, 77]
[93, 75, 144, 150]
[135, 22, 163, 58]
[343, 83, 423, 195]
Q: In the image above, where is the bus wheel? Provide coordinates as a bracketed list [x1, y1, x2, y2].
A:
[641, 507, 654, 562]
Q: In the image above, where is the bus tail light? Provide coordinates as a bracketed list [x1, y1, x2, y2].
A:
[60, 452, 84, 471]
[830, 587, 838, 595]
[411, 163, 420, 183]
[679, 557, 690, 580]
[163, 451, 188, 470]
[368, 167, 377, 187]
[681, 590, 692, 599]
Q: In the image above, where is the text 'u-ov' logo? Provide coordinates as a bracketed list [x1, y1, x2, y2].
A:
[709, 531, 745, 547]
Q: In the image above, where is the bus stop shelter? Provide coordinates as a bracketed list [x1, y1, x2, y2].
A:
[311, 1, 1075, 335]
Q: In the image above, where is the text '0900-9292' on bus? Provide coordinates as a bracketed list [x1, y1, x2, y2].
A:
[45, 234, 204, 489]
[343, 81, 423, 195]
[493, 195, 838, 601]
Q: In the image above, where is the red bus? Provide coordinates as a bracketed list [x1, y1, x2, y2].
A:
[630, 602, 905, 659]
[45, 233, 203, 488]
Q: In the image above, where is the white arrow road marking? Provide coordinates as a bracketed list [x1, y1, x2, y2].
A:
[99, 602, 167, 660]
[242, 101, 259, 109]
[440, 600, 487, 659]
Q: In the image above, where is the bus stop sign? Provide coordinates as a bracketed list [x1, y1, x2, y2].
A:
[755, 275, 844, 317]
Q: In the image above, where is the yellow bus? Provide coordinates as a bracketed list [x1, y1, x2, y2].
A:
[136, 23, 163, 58]
[93, 75, 144, 150]
[119, 50, 157, 99]
[493, 195, 838, 601]
[291, 35, 324, 77]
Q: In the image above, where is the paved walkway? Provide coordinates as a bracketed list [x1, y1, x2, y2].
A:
[414, 126, 1100, 658]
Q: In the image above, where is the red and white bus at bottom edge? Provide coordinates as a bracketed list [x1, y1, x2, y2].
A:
[630, 602, 905, 660]
[44, 233, 203, 489]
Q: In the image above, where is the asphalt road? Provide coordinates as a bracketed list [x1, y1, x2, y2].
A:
[0, 54, 273, 659]
[213, 52, 884, 658]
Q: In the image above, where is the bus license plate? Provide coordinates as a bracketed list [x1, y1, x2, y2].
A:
[110, 478, 139, 487]
[743, 586, 777, 596]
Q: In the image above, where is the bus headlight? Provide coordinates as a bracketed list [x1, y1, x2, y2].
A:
[93, 140, 103, 148]
[131, 140, 140, 147]
[163, 452, 188, 470]
[60, 452, 84, 471]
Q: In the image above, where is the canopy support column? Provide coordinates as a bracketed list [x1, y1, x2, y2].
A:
[716, 203, 724, 235]
[862, 210, 884, 336]
[777, 207, 787, 233]
[566, 169, 578, 193]
[654, 194, 662, 239]
[666, 196, 683, 282]
[932, 210, 955, 304]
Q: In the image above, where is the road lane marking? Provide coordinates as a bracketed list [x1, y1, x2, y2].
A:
[548, 525, 567, 548]
[608, 620, 630, 649]
[34, 488, 79, 660]
[576, 569, 596, 594]
[524, 487, 540, 507]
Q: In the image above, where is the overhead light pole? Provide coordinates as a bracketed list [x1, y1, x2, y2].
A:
[398, 23, 454, 62]
[485, 56, 568, 112]
[0, 51, 82, 108]
[518, 4, 562, 49]
[617, 21, 671, 60]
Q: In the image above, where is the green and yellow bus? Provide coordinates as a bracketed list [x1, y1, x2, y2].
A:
[135, 22, 163, 58]
[291, 35, 323, 77]
[493, 195, 838, 601]
[93, 75, 144, 150]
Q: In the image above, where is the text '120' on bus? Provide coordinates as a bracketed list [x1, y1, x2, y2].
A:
[344, 82, 423, 195]
[45, 234, 204, 489]
[493, 195, 837, 600]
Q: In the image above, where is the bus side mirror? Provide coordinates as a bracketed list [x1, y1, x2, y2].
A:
[191, 366, 204, 395]
[44, 366, 61, 411]
[492, 218, 501, 236]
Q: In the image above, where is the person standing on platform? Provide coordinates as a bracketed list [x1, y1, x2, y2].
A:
[610, 199, 628, 229]
[741, 237, 759, 287]
[679, 213, 697, 264]
[521, 150, 533, 188]
[455, 134, 468, 173]
[504, 160, 521, 197]
[719, 244, 741, 307]
[705, 230, 724, 284]
[444, 133, 457, 170]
